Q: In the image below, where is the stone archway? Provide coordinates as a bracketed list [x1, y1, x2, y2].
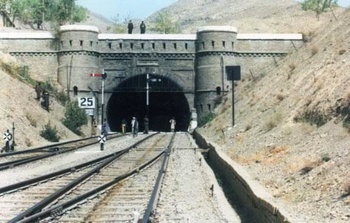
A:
[106, 74, 191, 132]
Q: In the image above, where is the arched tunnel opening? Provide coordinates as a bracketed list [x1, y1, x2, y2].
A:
[106, 74, 191, 132]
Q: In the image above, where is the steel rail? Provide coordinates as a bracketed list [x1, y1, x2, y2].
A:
[0, 134, 122, 170]
[142, 132, 176, 222]
[15, 135, 165, 223]
[0, 150, 121, 194]
[8, 132, 159, 223]
[0, 133, 157, 194]
[0, 153, 57, 170]
[0, 133, 120, 158]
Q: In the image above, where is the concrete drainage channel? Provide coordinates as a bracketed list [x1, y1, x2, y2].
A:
[193, 131, 299, 223]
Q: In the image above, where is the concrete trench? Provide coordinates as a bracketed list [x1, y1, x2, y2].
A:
[193, 131, 300, 223]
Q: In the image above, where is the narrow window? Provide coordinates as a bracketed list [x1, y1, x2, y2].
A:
[108, 43, 112, 49]
[200, 104, 203, 112]
[208, 104, 211, 112]
[73, 86, 78, 96]
[216, 86, 221, 95]
[152, 43, 155, 49]
[119, 42, 122, 49]
[131, 43, 134, 50]
[60, 41, 64, 48]
[222, 41, 226, 48]
[173, 43, 177, 49]
[185, 43, 188, 50]
[69, 40, 72, 47]
[232, 41, 234, 50]
[212, 41, 215, 48]
[163, 43, 166, 50]
[80, 40, 83, 46]
[201, 42, 205, 49]
[90, 41, 93, 47]
[141, 43, 144, 49]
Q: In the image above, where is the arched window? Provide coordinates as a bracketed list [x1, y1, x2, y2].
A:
[73, 86, 78, 96]
[216, 86, 221, 95]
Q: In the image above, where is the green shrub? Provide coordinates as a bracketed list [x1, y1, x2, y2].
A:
[18, 66, 36, 85]
[62, 100, 88, 135]
[265, 119, 278, 131]
[40, 122, 60, 142]
[198, 112, 216, 127]
[55, 90, 69, 105]
[294, 110, 329, 127]
[264, 112, 282, 132]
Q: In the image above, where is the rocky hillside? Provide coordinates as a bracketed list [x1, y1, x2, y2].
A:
[0, 52, 86, 149]
[153, 0, 344, 34]
[195, 4, 350, 223]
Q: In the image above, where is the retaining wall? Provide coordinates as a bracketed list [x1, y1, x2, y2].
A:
[193, 130, 301, 223]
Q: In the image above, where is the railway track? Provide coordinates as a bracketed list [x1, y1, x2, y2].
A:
[0, 134, 121, 171]
[0, 132, 239, 223]
[0, 132, 174, 222]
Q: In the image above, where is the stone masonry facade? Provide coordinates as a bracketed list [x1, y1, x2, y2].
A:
[0, 25, 303, 121]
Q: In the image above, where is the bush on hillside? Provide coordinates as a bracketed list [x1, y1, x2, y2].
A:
[55, 90, 69, 106]
[294, 109, 330, 127]
[198, 112, 216, 127]
[40, 122, 60, 142]
[62, 100, 88, 135]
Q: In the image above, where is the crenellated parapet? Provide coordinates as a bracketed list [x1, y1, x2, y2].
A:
[195, 26, 238, 119]
[0, 25, 303, 122]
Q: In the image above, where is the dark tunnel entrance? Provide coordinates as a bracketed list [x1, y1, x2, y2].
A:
[106, 74, 191, 132]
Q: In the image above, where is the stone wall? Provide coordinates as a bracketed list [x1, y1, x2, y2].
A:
[0, 28, 303, 89]
[0, 26, 303, 122]
[14, 53, 58, 82]
[0, 31, 57, 82]
[193, 130, 301, 223]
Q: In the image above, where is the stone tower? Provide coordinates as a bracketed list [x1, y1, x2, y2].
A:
[58, 25, 101, 95]
[195, 26, 237, 121]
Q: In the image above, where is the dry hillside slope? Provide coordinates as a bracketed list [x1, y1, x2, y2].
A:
[154, 0, 345, 34]
[0, 52, 86, 149]
[197, 7, 350, 223]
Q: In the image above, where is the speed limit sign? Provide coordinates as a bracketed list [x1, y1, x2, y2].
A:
[78, 97, 96, 108]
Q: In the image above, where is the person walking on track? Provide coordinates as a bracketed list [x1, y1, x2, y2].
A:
[169, 117, 176, 132]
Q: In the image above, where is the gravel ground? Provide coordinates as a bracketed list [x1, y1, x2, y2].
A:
[155, 133, 240, 223]
[0, 132, 240, 222]
[0, 135, 148, 188]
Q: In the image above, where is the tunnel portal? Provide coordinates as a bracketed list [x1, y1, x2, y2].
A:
[106, 74, 191, 132]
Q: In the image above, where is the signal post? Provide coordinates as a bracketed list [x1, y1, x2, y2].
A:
[89, 71, 107, 150]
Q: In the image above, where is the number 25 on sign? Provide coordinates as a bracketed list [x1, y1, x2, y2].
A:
[79, 97, 95, 108]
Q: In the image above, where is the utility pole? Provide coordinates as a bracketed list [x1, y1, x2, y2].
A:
[100, 70, 107, 151]
[12, 122, 15, 151]
[225, 65, 241, 126]
[146, 73, 149, 118]
[89, 71, 107, 150]
[42, 0, 45, 29]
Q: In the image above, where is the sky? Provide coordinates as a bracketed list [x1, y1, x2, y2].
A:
[76, 0, 178, 20]
[76, 0, 350, 21]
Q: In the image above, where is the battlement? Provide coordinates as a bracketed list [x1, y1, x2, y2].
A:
[0, 25, 304, 122]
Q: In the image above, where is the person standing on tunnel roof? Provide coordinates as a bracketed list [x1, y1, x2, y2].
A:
[169, 117, 176, 132]
[127, 20, 133, 34]
[140, 21, 146, 34]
